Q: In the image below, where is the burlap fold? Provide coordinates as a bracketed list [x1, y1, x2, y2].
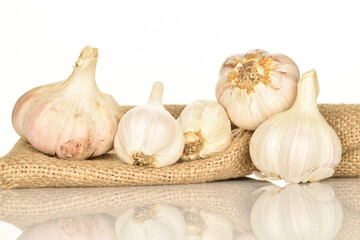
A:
[0, 104, 359, 189]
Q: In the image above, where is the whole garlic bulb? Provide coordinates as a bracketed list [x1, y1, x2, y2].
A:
[182, 207, 234, 240]
[216, 49, 300, 130]
[251, 183, 343, 240]
[12, 46, 122, 160]
[114, 82, 184, 167]
[250, 69, 342, 183]
[177, 100, 232, 161]
[115, 204, 186, 240]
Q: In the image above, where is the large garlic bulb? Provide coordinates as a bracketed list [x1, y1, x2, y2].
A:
[115, 204, 186, 240]
[177, 100, 232, 161]
[182, 207, 234, 240]
[251, 183, 343, 240]
[12, 46, 122, 160]
[250, 69, 342, 183]
[216, 49, 300, 130]
[18, 214, 116, 240]
[114, 82, 184, 167]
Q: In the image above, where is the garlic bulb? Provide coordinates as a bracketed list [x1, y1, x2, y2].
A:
[115, 204, 186, 240]
[251, 183, 343, 240]
[114, 82, 184, 167]
[177, 100, 232, 161]
[216, 49, 300, 130]
[182, 207, 234, 240]
[12, 46, 122, 160]
[250, 69, 342, 183]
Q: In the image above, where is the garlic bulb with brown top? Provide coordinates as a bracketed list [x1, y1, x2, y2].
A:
[177, 100, 232, 161]
[12, 46, 122, 160]
[114, 81, 184, 167]
[216, 49, 300, 130]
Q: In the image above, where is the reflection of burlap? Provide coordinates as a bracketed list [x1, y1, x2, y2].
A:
[325, 178, 360, 240]
[0, 104, 359, 189]
[0, 180, 269, 232]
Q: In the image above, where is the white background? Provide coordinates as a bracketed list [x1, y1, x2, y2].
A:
[0, 0, 359, 238]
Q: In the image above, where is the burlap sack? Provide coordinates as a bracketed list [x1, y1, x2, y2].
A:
[0, 104, 359, 189]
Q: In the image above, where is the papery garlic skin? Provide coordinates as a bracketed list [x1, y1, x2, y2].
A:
[114, 82, 184, 167]
[250, 70, 342, 183]
[12, 46, 122, 160]
[115, 204, 186, 240]
[177, 100, 232, 160]
[251, 183, 343, 240]
[216, 49, 300, 130]
[182, 207, 234, 240]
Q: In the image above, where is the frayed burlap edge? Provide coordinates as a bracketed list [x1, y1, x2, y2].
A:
[0, 104, 359, 189]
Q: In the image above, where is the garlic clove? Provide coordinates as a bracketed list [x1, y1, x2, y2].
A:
[114, 82, 184, 167]
[250, 69, 342, 183]
[301, 167, 335, 183]
[177, 100, 232, 161]
[11, 46, 122, 160]
[216, 49, 300, 130]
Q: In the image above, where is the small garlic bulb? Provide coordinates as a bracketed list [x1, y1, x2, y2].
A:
[216, 49, 300, 130]
[177, 100, 232, 161]
[251, 183, 343, 240]
[250, 69, 342, 183]
[115, 204, 186, 240]
[12, 46, 122, 160]
[114, 82, 184, 167]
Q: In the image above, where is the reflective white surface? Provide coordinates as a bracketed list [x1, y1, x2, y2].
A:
[0, 178, 358, 240]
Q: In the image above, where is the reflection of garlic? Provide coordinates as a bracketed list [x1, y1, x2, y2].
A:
[182, 207, 234, 240]
[18, 214, 116, 240]
[12, 46, 122, 160]
[251, 183, 343, 240]
[115, 204, 185, 240]
[177, 100, 232, 160]
[114, 82, 184, 167]
[250, 70, 342, 183]
[216, 49, 299, 130]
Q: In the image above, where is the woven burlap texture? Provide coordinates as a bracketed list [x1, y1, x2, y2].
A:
[0, 104, 359, 189]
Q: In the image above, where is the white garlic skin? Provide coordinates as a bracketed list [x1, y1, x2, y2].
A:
[250, 70, 342, 183]
[12, 46, 122, 160]
[177, 100, 232, 161]
[216, 49, 300, 130]
[114, 82, 184, 167]
[251, 183, 343, 240]
[115, 204, 186, 240]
